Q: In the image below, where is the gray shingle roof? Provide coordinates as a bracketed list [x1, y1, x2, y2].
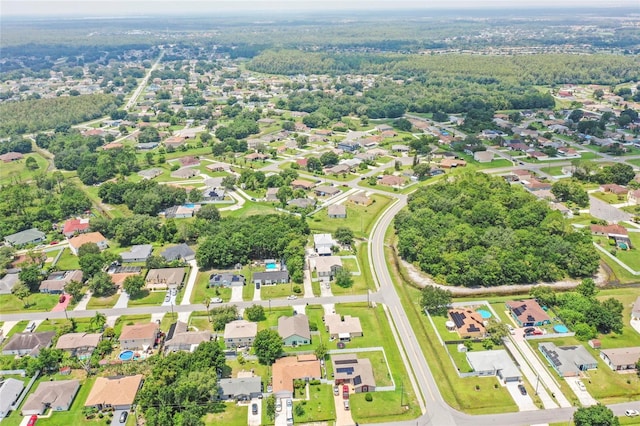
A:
[161, 244, 195, 261]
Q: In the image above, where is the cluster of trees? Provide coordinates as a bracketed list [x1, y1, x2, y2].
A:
[0, 94, 120, 137]
[98, 180, 187, 216]
[78, 243, 119, 296]
[530, 279, 623, 340]
[206, 305, 239, 331]
[551, 181, 589, 207]
[236, 168, 298, 192]
[571, 160, 637, 186]
[196, 214, 309, 282]
[89, 214, 176, 246]
[395, 173, 599, 287]
[137, 341, 226, 426]
[0, 136, 33, 155]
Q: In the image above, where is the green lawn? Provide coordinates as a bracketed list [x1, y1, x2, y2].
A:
[361, 350, 393, 387]
[350, 389, 418, 424]
[260, 284, 297, 300]
[127, 290, 166, 306]
[256, 307, 294, 332]
[0, 153, 50, 186]
[0, 293, 59, 313]
[204, 402, 247, 426]
[612, 233, 640, 271]
[308, 194, 392, 239]
[591, 191, 626, 205]
[160, 312, 179, 333]
[54, 248, 80, 270]
[292, 385, 336, 424]
[190, 271, 233, 304]
[226, 357, 270, 383]
[86, 292, 119, 310]
[36, 318, 95, 333]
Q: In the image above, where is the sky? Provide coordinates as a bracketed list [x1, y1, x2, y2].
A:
[2, 0, 638, 17]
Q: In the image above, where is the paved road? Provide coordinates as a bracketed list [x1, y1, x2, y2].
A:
[589, 195, 631, 222]
[125, 49, 164, 111]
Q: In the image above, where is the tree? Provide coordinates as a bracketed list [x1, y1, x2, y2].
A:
[276, 186, 293, 208]
[296, 134, 309, 148]
[393, 118, 412, 132]
[334, 227, 354, 246]
[25, 156, 39, 170]
[314, 342, 327, 361]
[573, 404, 619, 426]
[419, 286, 452, 316]
[334, 268, 353, 288]
[253, 329, 283, 365]
[265, 395, 276, 420]
[576, 278, 598, 298]
[221, 175, 237, 190]
[246, 304, 266, 322]
[78, 253, 105, 279]
[12, 283, 31, 307]
[19, 264, 43, 292]
[486, 323, 509, 345]
[90, 312, 107, 332]
[36, 348, 65, 372]
[64, 280, 84, 302]
[319, 151, 339, 166]
[530, 286, 556, 307]
[413, 163, 431, 180]
[196, 204, 221, 221]
[306, 157, 322, 172]
[123, 275, 145, 298]
[88, 272, 114, 297]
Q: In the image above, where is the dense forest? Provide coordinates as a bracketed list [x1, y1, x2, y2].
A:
[0, 94, 120, 136]
[394, 173, 599, 287]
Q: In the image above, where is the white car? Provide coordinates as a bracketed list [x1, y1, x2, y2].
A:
[276, 399, 282, 412]
[287, 295, 297, 300]
[626, 409, 640, 417]
[210, 297, 223, 303]
[576, 381, 586, 391]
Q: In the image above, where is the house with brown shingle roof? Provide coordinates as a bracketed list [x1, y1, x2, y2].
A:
[119, 323, 159, 351]
[0, 152, 24, 162]
[590, 224, 628, 238]
[291, 179, 315, 190]
[68, 232, 108, 255]
[448, 309, 486, 338]
[600, 347, 640, 371]
[84, 375, 144, 410]
[600, 184, 628, 196]
[145, 267, 186, 290]
[39, 270, 83, 294]
[21, 380, 80, 416]
[55, 332, 101, 359]
[379, 175, 406, 187]
[348, 193, 372, 206]
[224, 320, 258, 349]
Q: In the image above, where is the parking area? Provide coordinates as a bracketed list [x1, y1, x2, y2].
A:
[111, 409, 128, 425]
[567, 378, 597, 407]
[333, 389, 355, 426]
[161, 287, 177, 306]
[247, 398, 261, 426]
[505, 382, 538, 411]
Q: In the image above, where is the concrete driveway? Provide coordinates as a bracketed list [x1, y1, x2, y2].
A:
[333, 391, 355, 426]
[247, 398, 261, 426]
[111, 409, 128, 425]
[161, 289, 177, 306]
[230, 285, 244, 302]
[506, 382, 538, 411]
[568, 378, 597, 406]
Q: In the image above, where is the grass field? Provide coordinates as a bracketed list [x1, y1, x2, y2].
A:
[204, 402, 248, 426]
[260, 284, 297, 300]
[0, 153, 50, 186]
[191, 271, 233, 304]
[0, 293, 59, 313]
[113, 314, 152, 337]
[127, 290, 166, 306]
[54, 248, 80, 270]
[86, 292, 119, 310]
[292, 385, 336, 424]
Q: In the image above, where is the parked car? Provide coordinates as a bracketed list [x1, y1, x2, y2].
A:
[576, 381, 586, 391]
[26, 321, 36, 332]
[532, 329, 543, 335]
[276, 399, 282, 412]
[164, 294, 171, 302]
[58, 294, 66, 303]
[518, 384, 527, 395]
[119, 411, 128, 423]
[344, 400, 350, 410]
[507, 324, 515, 335]
[267, 384, 272, 393]
[251, 403, 258, 415]
[27, 415, 38, 426]
[625, 409, 639, 417]
[287, 295, 297, 300]
[211, 297, 223, 303]
[334, 385, 340, 396]
[523, 327, 535, 335]
[170, 288, 177, 296]
[343, 385, 349, 399]
[286, 398, 292, 407]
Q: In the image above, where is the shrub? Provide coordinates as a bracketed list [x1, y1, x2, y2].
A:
[293, 285, 302, 294]
[365, 393, 373, 402]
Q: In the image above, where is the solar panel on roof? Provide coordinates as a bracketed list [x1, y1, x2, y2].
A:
[451, 312, 466, 328]
[353, 376, 362, 385]
[513, 306, 526, 316]
[336, 367, 354, 375]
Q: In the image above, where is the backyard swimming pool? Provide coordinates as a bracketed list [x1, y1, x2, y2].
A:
[477, 309, 492, 319]
[119, 350, 134, 361]
[553, 325, 569, 333]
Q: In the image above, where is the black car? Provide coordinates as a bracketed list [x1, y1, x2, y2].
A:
[518, 384, 527, 395]
[119, 411, 128, 423]
[524, 327, 535, 334]
[251, 403, 258, 415]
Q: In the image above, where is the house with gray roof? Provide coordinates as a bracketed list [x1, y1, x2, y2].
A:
[164, 321, 211, 353]
[328, 204, 347, 219]
[120, 244, 153, 263]
[210, 273, 245, 287]
[21, 380, 80, 416]
[0, 378, 24, 418]
[0, 272, 19, 295]
[287, 198, 315, 209]
[218, 377, 262, 401]
[138, 168, 163, 180]
[170, 168, 199, 179]
[278, 314, 311, 346]
[332, 353, 376, 393]
[466, 350, 521, 383]
[539, 342, 598, 377]
[2, 332, 56, 357]
[4, 228, 46, 246]
[252, 271, 289, 285]
[161, 243, 195, 262]
[39, 270, 83, 294]
[55, 333, 102, 359]
[600, 347, 640, 371]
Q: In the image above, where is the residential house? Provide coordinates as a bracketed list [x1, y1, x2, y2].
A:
[376, 124, 393, 132]
[68, 232, 108, 255]
[296, 158, 308, 168]
[465, 350, 521, 383]
[600, 347, 640, 371]
[628, 189, 640, 205]
[506, 299, 551, 327]
[348, 193, 372, 206]
[253, 271, 289, 285]
[328, 204, 347, 219]
[379, 175, 406, 187]
[473, 151, 494, 163]
[312, 256, 343, 279]
[391, 144, 410, 153]
[632, 296, 640, 321]
[170, 168, 199, 179]
[266, 187, 279, 202]
[324, 164, 351, 175]
[523, 178, 552, 192]
[539, 343, 598, 377]
[448, 309, 487, 339]
[245, 152, 270, 161]
[288, 198, 315, 209]
[164, 321, 211, 353]
[62, 218, 90, 238]
[138, 168, 164, 180]
[218, 377, 262, 401]
[4, 228, 46, 246]
[163, 136, 186, 149]
[278, 314, 311, 346]
[0, 272, 19, 295]
[206, 163, 228, 172]
[21, 380, 80, 416]
[84, 375, 144, 410]
[337, 141, 361, 153]
[314, 186, 341, 197]
[55, 332, 101, 359]
[313, 233, 336, 255]
[209, 273, 245, 287]
[0, 152, 24, 162]
[291, 179, 315, 191]
[0, 378, 24, 418]
[120, 244, 153, 263]
[590, 224, 630, 249]
[119, 323, 159, 351]
[177, 156, 200, 167]
[145, 268, 186, 290]
[136, 142, 159, 150]
[324, 313, 363, 341]
[332, 353, 376, 393]
[39, 270, 83, 294]
[527, 151, 549, 161]
[224, 320, 258, 349]
[2, 332, 55, 357]
[161, 243, 195, 262]
[600, 184, 628, 196]
[163, 205, 197, 219]
[440, 158, 467, 168]
[202, 186, 225, 201]
[272, 355, 321, 394]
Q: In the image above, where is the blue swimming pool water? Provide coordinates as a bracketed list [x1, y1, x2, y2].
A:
[119, 350, 134, 361]
[184, 203, 195, 208]
[266, 263, 277, 271]
[554, 325, 569, 333]
[477, 309, 492, 319]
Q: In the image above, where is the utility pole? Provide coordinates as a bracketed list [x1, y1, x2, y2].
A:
[400, 378, 404, 407]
